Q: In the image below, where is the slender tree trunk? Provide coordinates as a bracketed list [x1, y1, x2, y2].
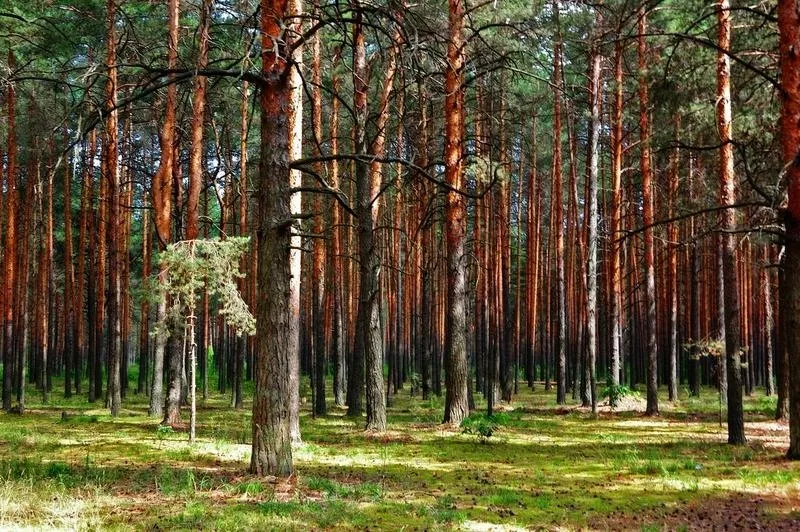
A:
[667, 120, 679, 402]
[585, 16, 602, 414]
[2, 51, 18, 412]
[233, 81, 249, 411]
[287, 0, 304, 443]
[138, 209, 151, 395]
[777, 247, 790, 420]
[76, 130, 95, 396]
[311, 25, 327, 416]
[329, 49, 346, 406]
[639, 7, 659, 416]
[763, 247, 775, 396]
[610, 40, 624, 393]
[717, 236, 728, 399]
[552, 0, 567, 405]
[718, 0, 745, 445]
[525, 116, 540, 390]
[103, 0, 122, 416]
[64, 130, 75, 399]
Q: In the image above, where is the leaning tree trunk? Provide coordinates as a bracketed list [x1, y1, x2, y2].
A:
[718, 0, 745, 445]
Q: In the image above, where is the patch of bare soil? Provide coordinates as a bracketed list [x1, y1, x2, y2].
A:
[591, 492, 800, 531]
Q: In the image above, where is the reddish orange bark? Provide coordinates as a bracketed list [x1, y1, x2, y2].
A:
[2, 50, 18, 411]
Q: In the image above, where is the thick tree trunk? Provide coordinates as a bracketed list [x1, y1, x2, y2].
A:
[778, 0, 800, 457]
[150, 0, 178, 418]
[158, 0, 183, 425]
[442, 0, 469, 425]
[186, 0, 211, 242]
[250, 0, 294, 476]
[718, 0, 745, 445]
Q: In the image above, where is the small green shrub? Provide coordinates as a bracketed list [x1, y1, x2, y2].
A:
[601, 383, 638, 409]
[461, 412, 509, 443]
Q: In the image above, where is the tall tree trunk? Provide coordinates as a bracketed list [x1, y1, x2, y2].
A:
[638, 7, 659, 416]
[251, 0, 294, 476]
[667, 119, 680, 402]
[610, 40, 624, 392]
[186, 0, 211, 242]
[233, 81, 249, 411]
[717, 236, 728, 399]
[138, 208, 151, 395]
[718, 0, 745, 445]
[104, 0, 122, 417]
[443, 0, 468, 425]
[311, 24, 327, 416]
[2, 51, 18, 412]
[552, 0, 567, 405]
[525, 116, 540, 390]
[76, 130, 95, 396]
[585, 15, 602, 414]
[329, 48, 346, 406]
[287, 0, 304, 443]
[763, 247, 775, 396]
[150, 0, 178, 419]
[778, 0, 800, 457]
[64, 128, 75, 399]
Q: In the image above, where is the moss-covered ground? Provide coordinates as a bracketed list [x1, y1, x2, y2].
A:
[0, 376, 798, 530]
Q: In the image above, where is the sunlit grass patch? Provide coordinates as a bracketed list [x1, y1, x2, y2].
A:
[0, 380, 796, 529]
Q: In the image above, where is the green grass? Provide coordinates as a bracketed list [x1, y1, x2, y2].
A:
[0, 373, 797, 529]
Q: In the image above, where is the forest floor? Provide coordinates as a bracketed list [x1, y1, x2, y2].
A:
[0, 377, 798, 531]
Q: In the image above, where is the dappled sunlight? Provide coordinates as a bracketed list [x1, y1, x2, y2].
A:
[0, 384, 798, 529]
